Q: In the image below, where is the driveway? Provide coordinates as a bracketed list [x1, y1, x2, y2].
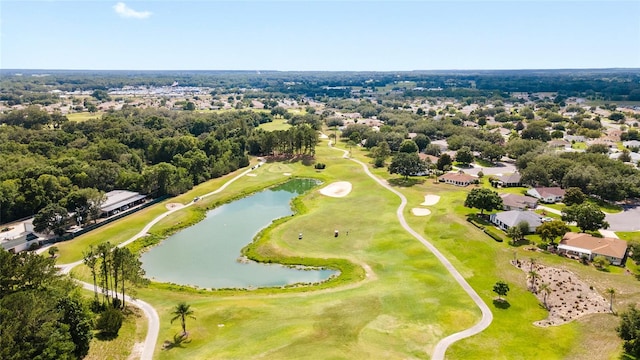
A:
[605, 205, 640, 232]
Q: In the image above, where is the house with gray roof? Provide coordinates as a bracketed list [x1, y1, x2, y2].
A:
[490, 210, 543, 233]
[496, 173, 522, 187]
[500, 193, 537, 211]
[623, 140, 640, 149]
[100, 190, 147, 217]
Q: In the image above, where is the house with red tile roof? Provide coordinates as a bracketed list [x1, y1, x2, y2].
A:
[558, 232, 628, 265]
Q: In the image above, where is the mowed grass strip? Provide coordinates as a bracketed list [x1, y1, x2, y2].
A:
[258, 118, 292, 131]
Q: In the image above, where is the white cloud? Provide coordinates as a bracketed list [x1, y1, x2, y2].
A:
[113, 2, 152, 19]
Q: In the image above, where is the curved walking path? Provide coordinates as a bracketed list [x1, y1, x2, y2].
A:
[329, 141, 492, 360]
[57, 161, 264, 360]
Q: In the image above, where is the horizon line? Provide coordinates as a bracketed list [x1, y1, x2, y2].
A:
[1, 67, 640, 73]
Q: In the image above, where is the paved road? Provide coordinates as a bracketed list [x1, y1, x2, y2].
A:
[56, 161, 264, 360]
[329, 142, 492, 360]
[605, 205, 640, 232]
[77, 280, 159, 360]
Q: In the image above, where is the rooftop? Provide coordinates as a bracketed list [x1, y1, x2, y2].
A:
[560, 232, 628, 259]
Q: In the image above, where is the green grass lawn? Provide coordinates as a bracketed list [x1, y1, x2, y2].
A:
[258, 118, 292, 131]
[64, 139, 638, 359]
[66, 112, 103, 122]
[571, 142, 587, 150]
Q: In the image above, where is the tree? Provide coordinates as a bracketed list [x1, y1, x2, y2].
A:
[563, 187, 586, 206]
[586, 144, 610, 154]
[455, 146, 474, 166]
[493, 281, 510, 300]
[33, 203, 69, 236]
[171, 302, 196, 337]
[535, 220, 570, 244]
[0, 248, 93, 360]
[507, 226, 524, 244]
[436, 153, 452, 171]
[481, 144, 506, 164]
[562, 203, 609, 232]
[398, 139, 419, 154]
[388, 152, 426, 179]
[424, 143, 441, 156]
[83, 245, 99, 304]
[539, 283, 551, 309]
[464, 188, 503, 215]
[413, 134, 430, 152]
[516, 220, 531, 236]
[57, 297, 93, 358]
[606, 288, 616, 313]
[617, 305, 640, 357]
[48, 246, 59, 258]
[619, 149, 632, 163]
[593, 255, 609, 270]
[528, 270, 539, 293]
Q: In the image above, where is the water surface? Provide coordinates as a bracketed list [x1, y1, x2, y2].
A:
[141, 179, 336, 288]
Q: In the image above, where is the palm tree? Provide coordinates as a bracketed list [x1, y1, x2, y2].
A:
[606, 288, 615, 312]
[82, 245, 99, 303]
[529, 257, 537, 272]
[171, 302, 196, 337]
[528, 270, 540, 293]
[539, 283, 551, 309]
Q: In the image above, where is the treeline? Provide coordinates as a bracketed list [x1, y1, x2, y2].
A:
[517, 150, 640, 202]
[82, 242, 145, 310]
[0, 107, 316, 224]
[2, 69, 639, 104]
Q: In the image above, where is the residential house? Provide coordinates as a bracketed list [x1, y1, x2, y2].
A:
[564, 135, 587, 143]
[609, 151, 640, 163]
[496, 173, 522, 187]
[623, 140, 640, 149]
[1, 221, 41, 253]
[548, 139, 570, 149]
[526, 187, 566, 203]
[500, 193, 538, 211]
[100, 190, 147, 217]
[490, 210, 543, 232]
[418, 153, 439, 165]
[439, 172, 475, 186]
[558, 232, 628, 266]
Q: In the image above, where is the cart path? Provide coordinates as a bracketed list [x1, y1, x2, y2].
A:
[329, 141, 492, 360]
[57, 161, 264, 360]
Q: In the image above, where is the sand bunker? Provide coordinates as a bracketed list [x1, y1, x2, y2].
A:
[412, 208, 432, 216]
[246, 173, 257, 177]
[319, 181, 352, 198]
[421, 195, 441, 206]
[319, 133, 329, 139]
[283, 172, 291, 176]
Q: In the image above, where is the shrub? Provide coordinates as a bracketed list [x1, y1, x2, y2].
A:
[96, 307, 124, 336]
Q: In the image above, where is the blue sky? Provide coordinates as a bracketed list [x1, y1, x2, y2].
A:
[1, 1, 639, 71]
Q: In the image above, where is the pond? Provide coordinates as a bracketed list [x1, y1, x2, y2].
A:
[140, 178, 337, 289]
